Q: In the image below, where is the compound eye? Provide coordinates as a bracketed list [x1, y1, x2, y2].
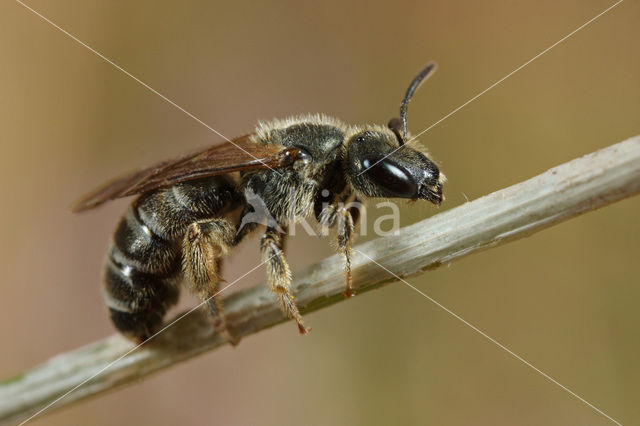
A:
[361, 155, 418, 198]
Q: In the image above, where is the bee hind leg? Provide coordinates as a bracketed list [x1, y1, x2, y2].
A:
[183, 217, 239, 345]
[261, 227, 310, 334]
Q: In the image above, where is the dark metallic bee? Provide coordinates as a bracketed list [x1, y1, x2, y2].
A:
[73, 62, 445, 342]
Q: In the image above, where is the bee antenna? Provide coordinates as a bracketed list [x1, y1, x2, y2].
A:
[399, 61, 437, 141]
[387, 117, 404, 146]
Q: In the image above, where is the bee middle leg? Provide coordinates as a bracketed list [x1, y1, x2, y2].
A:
[183, 217, 238, 344]
[261, 227, 310, 334]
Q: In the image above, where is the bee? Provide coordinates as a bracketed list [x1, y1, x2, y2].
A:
[73, 62, 445, 343]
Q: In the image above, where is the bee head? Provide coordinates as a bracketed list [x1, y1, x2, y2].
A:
[346, 129, 444, 204]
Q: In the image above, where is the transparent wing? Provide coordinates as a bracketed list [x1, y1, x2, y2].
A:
[71, 135, 298, 212]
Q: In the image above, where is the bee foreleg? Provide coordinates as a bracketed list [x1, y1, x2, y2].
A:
[336, 206, 356, 297]
[261, 227, 310, 334]
[183, 218, 238, 345]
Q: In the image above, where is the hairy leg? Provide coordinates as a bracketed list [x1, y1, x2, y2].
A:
[337, 206, 356, 297]
[261, 227, 309, 334]
[319, 202, 358, 297]
[183, 217, 238, 344]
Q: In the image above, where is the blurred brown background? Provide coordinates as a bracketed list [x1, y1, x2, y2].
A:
[1, 0, 639, 425]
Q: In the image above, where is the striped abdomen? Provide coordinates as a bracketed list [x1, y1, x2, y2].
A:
[102, 176, 239, 340]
